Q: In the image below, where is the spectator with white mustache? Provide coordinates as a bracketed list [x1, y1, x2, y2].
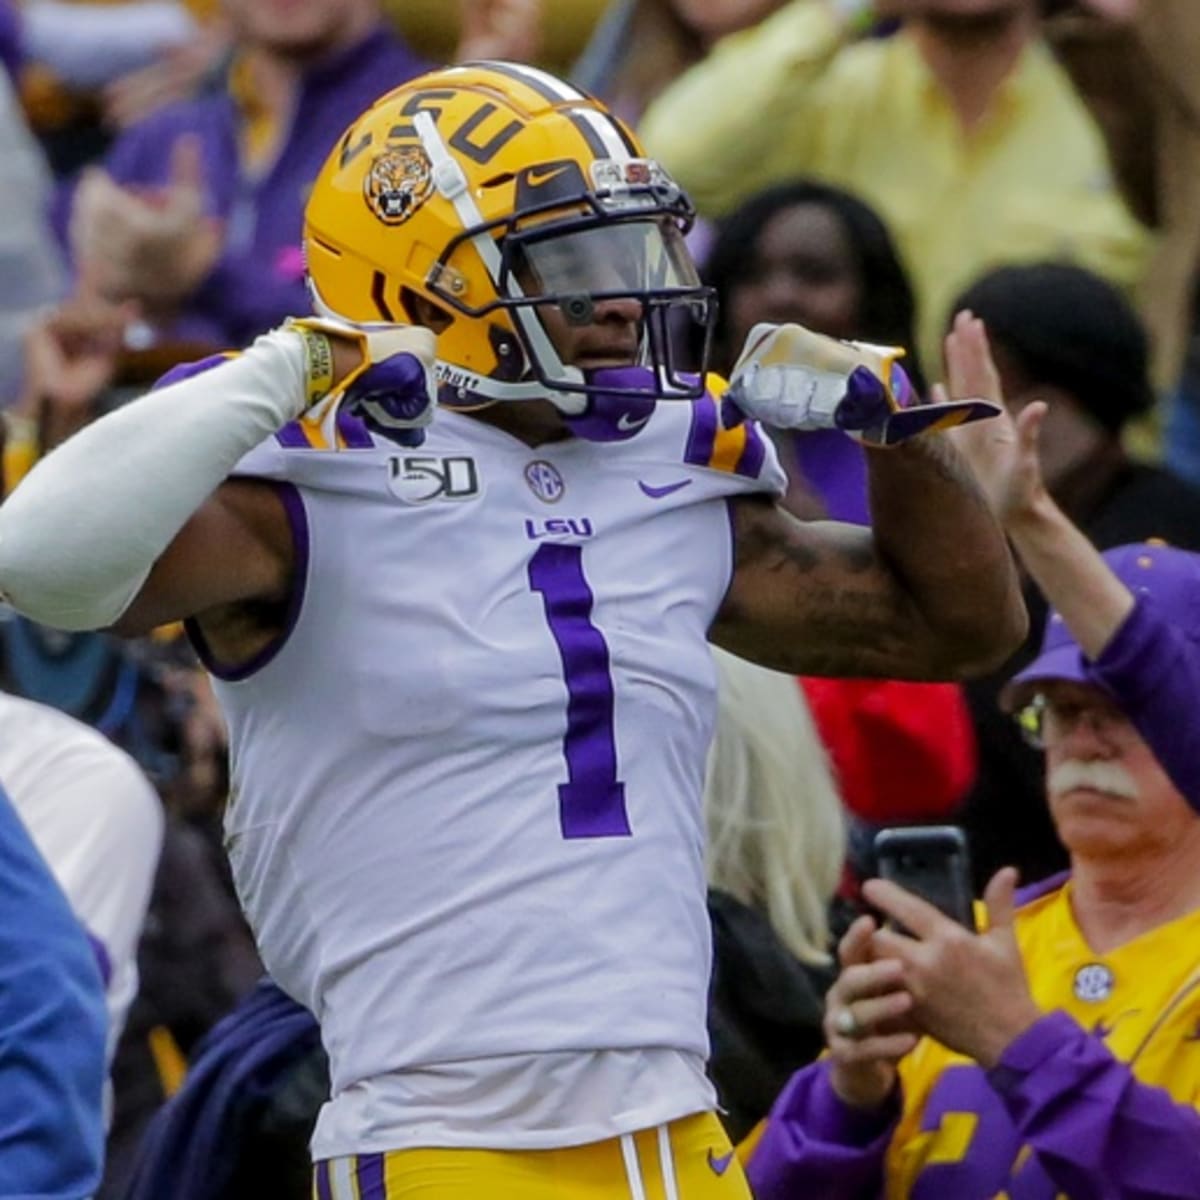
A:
[744, 329, 1200, 1199]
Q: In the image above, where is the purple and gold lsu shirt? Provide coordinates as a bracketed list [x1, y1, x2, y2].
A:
[746, 877, 1200, 1199]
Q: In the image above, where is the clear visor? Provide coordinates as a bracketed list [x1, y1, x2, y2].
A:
[511, 219, 700, 299]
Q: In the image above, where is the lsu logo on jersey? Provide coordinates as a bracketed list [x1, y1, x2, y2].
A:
[387, 455, 481, 504]
[524, 517, 594, 540]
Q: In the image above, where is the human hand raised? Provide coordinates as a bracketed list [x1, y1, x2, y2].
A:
[456, 0, 542, 63]
[21, 291, 136, 413]
[863, 868, 1042, 1069]
[943, 311, 1050, 527]
[824, 914, 919, 1111]
[70, 135, 222, 312]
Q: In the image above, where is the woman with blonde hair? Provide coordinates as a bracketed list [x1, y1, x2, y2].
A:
[702, 647, 848, 1140]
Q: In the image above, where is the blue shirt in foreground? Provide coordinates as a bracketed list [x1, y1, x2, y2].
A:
[0, 779, 106, 1197]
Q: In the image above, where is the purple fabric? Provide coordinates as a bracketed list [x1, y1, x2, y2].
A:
[152, 352, 231, 390]
[1005, 540, 1200, 811]
[274, 421, 312, 449]
[314, 1161, 332, 1200]
[87, 931, 112, 988]
[64, 27, 429, 348]
[746, 1062, 897, 1200]
[1090, 595, 1200, 810]
[684, 396, 718, 466]
[335, 405, 375, 449]
[527, 542, 630, 838]
[0, 0, 21, 81]
[734, 423, 767, 479]
[792, 429, 869, 524]
[1008, 542, 1200, 697]
[563, 366, 658, 443]
[988, 1010, 1200, 1198]
[747, 1008, 1200, 1199]
[348, 350, 434, 447]
[835, 365, 894, 432]
[355, 1153, 385, 1199]
[1014, 869, 1070, 909]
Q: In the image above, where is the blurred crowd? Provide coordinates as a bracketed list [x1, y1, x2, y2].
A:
[2, 0, 1200, 1196]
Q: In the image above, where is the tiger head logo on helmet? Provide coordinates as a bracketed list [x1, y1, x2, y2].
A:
[363, 146, 435, 225]
[303, 61, 714, 417]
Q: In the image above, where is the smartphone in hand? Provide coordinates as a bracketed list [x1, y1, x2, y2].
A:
[872, 825, 977, 933]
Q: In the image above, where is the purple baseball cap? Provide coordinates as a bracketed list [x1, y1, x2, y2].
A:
[1000, 540, 1200, 712]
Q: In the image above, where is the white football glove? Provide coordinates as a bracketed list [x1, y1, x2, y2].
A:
[286, 315, 438, 446]
[725, 323, 1000, 447]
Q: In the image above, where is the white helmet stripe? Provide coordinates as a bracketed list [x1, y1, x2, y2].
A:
[570, 107, 633, 162]
[482, 60, 587, 102]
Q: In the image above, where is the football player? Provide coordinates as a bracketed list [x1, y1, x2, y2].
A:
[0, 62, 1024, 1199]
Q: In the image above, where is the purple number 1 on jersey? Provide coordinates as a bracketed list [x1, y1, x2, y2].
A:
[528, 543, 630, 839]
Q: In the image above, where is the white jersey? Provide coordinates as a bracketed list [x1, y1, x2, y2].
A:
[201, 395, 785, 1154]
[0, 689, 163, 1058]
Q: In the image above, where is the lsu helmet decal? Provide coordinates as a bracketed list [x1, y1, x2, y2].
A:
[304, 60, 714, 416]
[363, 145, 435, 226]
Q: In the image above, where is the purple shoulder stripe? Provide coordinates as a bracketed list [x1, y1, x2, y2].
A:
[275, 422, 312, 448]
[685, 397, 719, 467]
[151, 353, 234, 391]
[734, 422, 767, 478]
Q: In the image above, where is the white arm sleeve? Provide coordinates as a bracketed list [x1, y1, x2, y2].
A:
[0, 330, 310, 631]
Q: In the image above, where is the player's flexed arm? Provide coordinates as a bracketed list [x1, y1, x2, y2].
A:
[0, 322, 432, 640]
[711, 314, 1027, 680]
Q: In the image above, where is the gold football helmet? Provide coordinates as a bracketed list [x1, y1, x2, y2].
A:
[303, 61, 713, 415]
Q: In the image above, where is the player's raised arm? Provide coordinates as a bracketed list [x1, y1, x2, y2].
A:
[0, 321, 434, 635]
[711, 313, 1027, 679]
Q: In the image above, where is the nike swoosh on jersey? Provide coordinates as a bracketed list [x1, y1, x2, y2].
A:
[707, 1148, 735, 1176]
[617, 412, 652, 431]
[638, 479, 693, 499]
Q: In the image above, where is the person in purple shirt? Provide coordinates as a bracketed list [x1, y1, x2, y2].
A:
[64, 0, 541, 351]
[744, 335, 1200, 1200]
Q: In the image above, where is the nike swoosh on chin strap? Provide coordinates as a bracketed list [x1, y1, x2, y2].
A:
[616, 412, 651, 431]
[639, 479, 692, 499]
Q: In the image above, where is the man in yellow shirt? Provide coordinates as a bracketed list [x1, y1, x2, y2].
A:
[639, 0, 1151, 377]
[743, 344, 1200, 1200]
